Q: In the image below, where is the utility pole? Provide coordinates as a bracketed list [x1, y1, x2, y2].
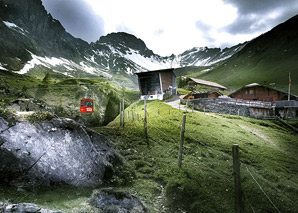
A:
[122, 98, 125, 127]
[178, 114, 186, 168]
[144, 97, 148, 144]
[119, 102, 122, 127]
[288, 72, 291, 101]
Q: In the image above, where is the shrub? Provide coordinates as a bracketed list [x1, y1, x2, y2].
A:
[27, 111, 55, 123]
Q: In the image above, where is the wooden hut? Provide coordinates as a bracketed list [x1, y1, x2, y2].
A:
[229, 83, 297, 102]
[183, 91, 223, 100]
[135, 68, 177, 100]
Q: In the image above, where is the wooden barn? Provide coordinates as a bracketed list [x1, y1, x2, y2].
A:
[187, 78, 227, 90]
[183, 91, 223, 100]
[229, 83, 298, 102]
[136, 68, 177, 100]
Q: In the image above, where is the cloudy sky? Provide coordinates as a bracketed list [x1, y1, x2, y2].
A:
[41, 0, 298, 56]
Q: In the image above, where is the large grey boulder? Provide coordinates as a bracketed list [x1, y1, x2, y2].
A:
[88, 188, 147, 213]
[0, 117, 116, 187]
[0, 202, 62, 213]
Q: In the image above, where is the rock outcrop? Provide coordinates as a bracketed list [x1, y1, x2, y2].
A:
[0, 117, 116, 187]
[88, 188, 147, 213]
[0, 202, 62, 213]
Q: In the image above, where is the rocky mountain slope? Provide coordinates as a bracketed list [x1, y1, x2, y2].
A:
[0, 0, 244, 89]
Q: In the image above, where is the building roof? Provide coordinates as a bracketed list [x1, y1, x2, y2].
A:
[245, 83, 260, 87]
[189, 78, 227, 90]
[230, 83, 298, 98]
[192, 90, 223, 95]
[135, 68, 175, 76]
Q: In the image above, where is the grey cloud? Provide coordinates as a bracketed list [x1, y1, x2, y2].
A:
[225, 14, 267, 34]
[41, 0, 104, 42]
[222, 0, 298, 35]
[116, 24, 135, 35]
[222, 0, 297, 14]
[195, 20, 211, 32]
[195, 21, 215, 44]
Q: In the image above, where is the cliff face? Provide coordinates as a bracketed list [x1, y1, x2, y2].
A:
[0, 0, 90, 69]
[0, 117, 116, 187]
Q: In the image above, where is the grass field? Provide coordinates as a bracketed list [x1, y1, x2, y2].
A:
[1, 100, 297, 212]
[93, 100, 298, 212]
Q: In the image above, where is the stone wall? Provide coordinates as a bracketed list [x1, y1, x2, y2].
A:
[190, 98, 251, 117]
[181, 98, 274, 118]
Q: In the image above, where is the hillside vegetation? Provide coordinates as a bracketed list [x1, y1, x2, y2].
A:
[94, 100, 298, 212]
[0, 71, 139, 126]
[194, 15, 298, 94]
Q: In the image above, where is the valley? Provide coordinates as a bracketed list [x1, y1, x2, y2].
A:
[0, 0, 298, 212]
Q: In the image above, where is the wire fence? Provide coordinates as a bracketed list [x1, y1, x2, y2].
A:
[119, 101, 285, 212]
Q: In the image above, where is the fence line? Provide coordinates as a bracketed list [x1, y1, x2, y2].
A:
[147, 118, 231, 181]
[245, 165, 281, 212]
[124, 103, 283, 212]
[242, 190, 257, 213]
[158, 115, 232, 159]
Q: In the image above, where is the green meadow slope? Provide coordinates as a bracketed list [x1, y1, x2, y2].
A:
[192, 15, 298, 94]
[94, 100, 298, 213]
[0, 71, 139, 126]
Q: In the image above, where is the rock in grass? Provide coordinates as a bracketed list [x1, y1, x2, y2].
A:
[88, 188, 146, 213]
[0, 117, 117, 187]
[0, 202, 62, 213]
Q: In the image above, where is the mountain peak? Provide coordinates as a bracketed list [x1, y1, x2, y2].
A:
[96, 32, 154, 57]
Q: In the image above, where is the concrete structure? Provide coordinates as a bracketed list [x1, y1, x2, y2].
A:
[274, 100, 298, 119]
[136, 68, 177, 100]
[229, 83, 298, 102]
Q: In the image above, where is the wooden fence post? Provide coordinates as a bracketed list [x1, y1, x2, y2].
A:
[178, 114, 186, 168]
[122, 98, 125, 127]
[119, 102, 122, 127]
[232, 144, 244, 213]
[144, 97, 148, 144]
[131, 109, 134, 121]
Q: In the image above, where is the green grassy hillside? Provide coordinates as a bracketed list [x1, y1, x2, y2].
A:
[0, 71, 139, 126]
[94, 100, 298, 212]
[187, 15, 298, 94]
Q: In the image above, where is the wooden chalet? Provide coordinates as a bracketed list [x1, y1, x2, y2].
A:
[187, 78, 227, 90]
[183, 91, 223, 100]
[229, 83, 298, 102]
[135, 68, 177, 100]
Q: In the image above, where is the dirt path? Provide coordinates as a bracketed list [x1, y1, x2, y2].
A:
[164, 96, 200, 113]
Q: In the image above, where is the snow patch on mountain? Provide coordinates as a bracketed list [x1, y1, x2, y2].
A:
[3, 21, 29, 36]
[124, 48, 168, 70]
[0, 62, 8, 71]
[15, 51, 112, 78]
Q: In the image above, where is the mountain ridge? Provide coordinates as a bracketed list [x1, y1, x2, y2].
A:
[0, 0, 297, 93]
[197, 14, 298, 93]
[0, 0, 244, 89]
